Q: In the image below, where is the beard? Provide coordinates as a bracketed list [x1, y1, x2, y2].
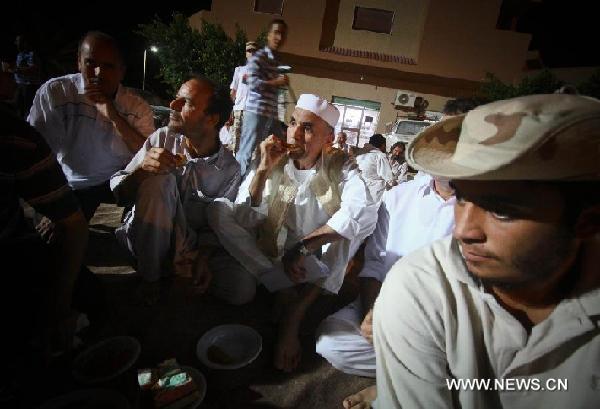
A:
[466, 223, 578, 291]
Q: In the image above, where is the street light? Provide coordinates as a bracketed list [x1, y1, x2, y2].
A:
[142, 45, 159, 91]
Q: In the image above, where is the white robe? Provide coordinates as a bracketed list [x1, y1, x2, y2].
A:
[316, 174, 455, 377]
[208, 157, 378, 293]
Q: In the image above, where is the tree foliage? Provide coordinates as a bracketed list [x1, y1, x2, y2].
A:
[138, 13, 256, 95]
[478, 68, 600, 102]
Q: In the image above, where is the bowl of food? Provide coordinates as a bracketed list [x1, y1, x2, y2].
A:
[73, 336, 141, 385]
[196, 325, 262, 370]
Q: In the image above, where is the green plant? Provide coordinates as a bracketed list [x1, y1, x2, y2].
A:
[138, 13, 253, 95]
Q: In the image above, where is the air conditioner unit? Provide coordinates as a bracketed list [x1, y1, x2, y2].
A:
[394, 91, 417, 107]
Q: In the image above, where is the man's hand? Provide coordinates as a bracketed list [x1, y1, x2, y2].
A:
[273, 74, 289, 87]
[360, 308, 374, 345]
[36, 216, 56, 244]
[282, 243, 307, 283]
[141, 148, 177, 174]
[258, 135, 286, 173]
[192, 255, 212, 293]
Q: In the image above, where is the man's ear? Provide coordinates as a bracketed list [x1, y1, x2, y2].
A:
[207, 113, 220, 130]
[575, 205, 600, 239]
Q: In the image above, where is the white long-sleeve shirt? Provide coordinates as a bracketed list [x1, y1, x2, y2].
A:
[360, 174, 455, 283]
[355, 145, 394, 202]
[231, 158, 378, 293]
[28, 73, 155, 189]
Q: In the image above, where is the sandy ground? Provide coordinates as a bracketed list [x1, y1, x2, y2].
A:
[71, 203, 374, 408]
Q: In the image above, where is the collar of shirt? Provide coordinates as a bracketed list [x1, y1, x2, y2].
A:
[264, 46, 275, 60]
[185, 142, 227, 171]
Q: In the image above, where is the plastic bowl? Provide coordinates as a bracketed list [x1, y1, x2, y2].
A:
[196, 325, 262, 370]
[73, 336, 141, 385]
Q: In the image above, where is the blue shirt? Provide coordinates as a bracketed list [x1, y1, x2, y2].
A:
[15, 51, 40, 85]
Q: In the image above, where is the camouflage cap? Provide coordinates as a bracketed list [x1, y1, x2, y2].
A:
[406, 94, 600, 181]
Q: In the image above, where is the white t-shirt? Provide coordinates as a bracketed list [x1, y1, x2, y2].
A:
[230, 65, 249, 111]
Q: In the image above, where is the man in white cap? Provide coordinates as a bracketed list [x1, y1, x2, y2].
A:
[229, 41, 258, 154]
[209, 93, 378, 372]
[373, 94, 600, 408]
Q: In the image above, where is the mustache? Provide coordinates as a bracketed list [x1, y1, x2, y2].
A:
[459, 244, 497, 259]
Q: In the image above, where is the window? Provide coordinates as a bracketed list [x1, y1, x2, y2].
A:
[352, 7, 394, 34]
[332, 96, 381, 147]
[254, 0, 284, 15]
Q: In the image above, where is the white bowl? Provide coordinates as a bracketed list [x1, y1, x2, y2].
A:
[73, 336, 141, 384]
[196, 324, 262, 370]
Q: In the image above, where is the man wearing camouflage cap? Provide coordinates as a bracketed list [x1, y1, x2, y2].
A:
[373, 94, 600, 408]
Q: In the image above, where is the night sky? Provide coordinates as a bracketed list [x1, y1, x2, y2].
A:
[0, 0, 596, 100]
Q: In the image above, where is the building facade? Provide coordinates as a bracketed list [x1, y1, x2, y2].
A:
[190, 0, 531, 146]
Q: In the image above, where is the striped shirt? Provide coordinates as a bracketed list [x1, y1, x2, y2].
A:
[28, 73, 155, 189]
[245, 47, 281, 118]
[1, 104, 80, 241]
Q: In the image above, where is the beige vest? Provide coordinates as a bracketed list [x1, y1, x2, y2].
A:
[256, 148, 349, 258]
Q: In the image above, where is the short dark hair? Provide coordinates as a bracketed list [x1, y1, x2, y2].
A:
[550, 181, 600, 229]
[442, 97, 481, 116]
[78, 31, 124, 65]
[369, 133, 386, 149]
[185, 73, 233, 132]
[269, 19, 288, 32]
[390, 142, 405, 152]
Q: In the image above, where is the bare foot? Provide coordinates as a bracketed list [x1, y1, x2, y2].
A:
[274, 317, 301, 372]
[343, 385, 377, 409]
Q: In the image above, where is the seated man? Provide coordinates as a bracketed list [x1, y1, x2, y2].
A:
[321, 96, 479, 409]
[110, 75, 244, 304]
[374, 94, 600, 408]
[387, 142, 408, 187]
[0, 78, 88, 361]
[333, 131, 351, 154]
[29, 31, 155, 221]
[317, 173, 455, 407]
[209, 94, 378, 372]
[354, 133, 394, 203]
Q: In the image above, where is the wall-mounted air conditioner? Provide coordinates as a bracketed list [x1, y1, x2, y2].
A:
[394, 91, 417, 107]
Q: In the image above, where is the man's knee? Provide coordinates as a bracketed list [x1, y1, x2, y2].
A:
[223, 281, 256, 306]
[138, 173, 177, 199]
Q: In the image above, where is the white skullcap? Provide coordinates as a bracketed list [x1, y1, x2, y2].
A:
[296, 94, 340, 127]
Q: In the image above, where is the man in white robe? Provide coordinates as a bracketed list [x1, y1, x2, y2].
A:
[208, 94, 378, 372]
[354, 133, 394, 203]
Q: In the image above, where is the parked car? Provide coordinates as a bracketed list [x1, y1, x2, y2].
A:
[384, 118, 436, 151]
[131, 88, 171, 129]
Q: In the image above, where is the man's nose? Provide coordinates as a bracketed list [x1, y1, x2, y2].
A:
[453, 202, 486, 243]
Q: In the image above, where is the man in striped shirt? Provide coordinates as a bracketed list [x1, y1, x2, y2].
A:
[236, 19, 289, 178]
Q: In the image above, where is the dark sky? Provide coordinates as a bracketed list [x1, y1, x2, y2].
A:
[1, 0, 596, 98]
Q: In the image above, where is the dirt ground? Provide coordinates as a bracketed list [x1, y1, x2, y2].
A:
[30, 203, 374, 408]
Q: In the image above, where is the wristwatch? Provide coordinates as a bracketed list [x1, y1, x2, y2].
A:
[296, 240, 312, 256]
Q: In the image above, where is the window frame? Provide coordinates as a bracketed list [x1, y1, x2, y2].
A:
[352, 6, 395, 35]
[254, 0, 285, 15]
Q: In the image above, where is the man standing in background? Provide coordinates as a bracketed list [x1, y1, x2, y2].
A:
[236, 19, 289, 178]
[229, 41, 258, 154]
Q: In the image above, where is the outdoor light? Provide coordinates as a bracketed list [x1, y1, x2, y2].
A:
[142, 45, 159, 91]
